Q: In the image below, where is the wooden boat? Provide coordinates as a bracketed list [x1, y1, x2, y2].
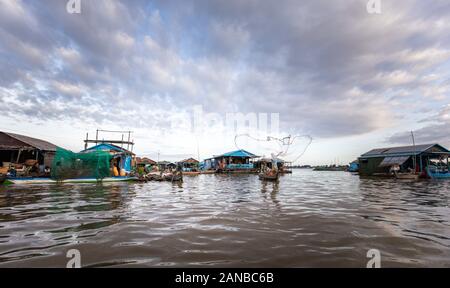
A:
[163, 172, 183, 182]
[426, 166, 450, 179]
[182, 171, 200, 176]
[394, 172, 419, 180]
[259, 172, 279, 181]
[146, 172, 163, 181]
[7, 176, 137, 185]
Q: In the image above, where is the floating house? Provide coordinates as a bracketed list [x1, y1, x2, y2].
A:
[207, 149, 259, 172]
[358, 143, 450, 176]
[201, 158, 216, 171]
[178, 158, 199, 172]
[136, 157, 156, 173]
[81, 143, 135, 176]
[157, 161, 176, 171]
[136, 157, 156, 166]
[0, 131, 58, 176]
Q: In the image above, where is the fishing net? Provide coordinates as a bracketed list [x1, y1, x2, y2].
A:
[51, 147, 112, 180]
[234, 133, 313, 164]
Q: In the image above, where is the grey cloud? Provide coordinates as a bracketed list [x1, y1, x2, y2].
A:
[0, 0, 449, 140]
[388, 105, 450, 146]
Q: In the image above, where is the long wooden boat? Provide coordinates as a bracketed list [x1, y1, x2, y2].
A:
[7, 176, 137, 185]
[259, 172, 279, 181]
[426, 167, 450, 179]
[182, 171, 200, 176]
[394, 172, 419, 180]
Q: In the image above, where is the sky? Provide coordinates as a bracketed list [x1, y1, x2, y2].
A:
[0, 0, 449, 165]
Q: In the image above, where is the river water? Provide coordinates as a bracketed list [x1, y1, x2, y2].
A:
[0, 169, 449, 267]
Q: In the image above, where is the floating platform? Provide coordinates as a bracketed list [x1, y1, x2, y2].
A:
[6, 176, 137, 185]
[182, 171, 201, 176]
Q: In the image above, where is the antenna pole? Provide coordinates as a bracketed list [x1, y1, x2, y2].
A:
[411, 131, 416, 171]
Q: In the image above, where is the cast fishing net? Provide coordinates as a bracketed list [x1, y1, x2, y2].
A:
[51, 147, 112, 180]
[234, 133, 313, 164]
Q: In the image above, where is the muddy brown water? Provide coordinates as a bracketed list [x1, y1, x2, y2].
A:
[0, 169, 449, 267]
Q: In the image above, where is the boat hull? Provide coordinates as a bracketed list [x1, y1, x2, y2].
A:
[426, 167, 450, 179]
[8, 176, 137, 185]
[395, 173, 419, 180]
[259, 173, 279, 181]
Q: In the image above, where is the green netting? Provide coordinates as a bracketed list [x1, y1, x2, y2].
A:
[51, 147, 112, 180]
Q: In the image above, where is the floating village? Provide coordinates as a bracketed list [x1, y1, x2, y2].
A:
[1, 129, 450, 185]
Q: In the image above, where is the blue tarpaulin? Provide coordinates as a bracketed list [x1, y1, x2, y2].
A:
[218, 150, 258, 158]
[124, 156, 132, 172]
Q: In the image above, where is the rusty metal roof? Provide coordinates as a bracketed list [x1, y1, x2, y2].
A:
[0, 131, 58, 152]
[179, 158, 199, 164]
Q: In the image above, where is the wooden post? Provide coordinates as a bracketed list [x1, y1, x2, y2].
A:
[16, 149, 22, 163]
[85, 133, 88, 150]
[95, 129, 99, 145]
[420, 155, 423, 172]
[127, 131, 131, 150]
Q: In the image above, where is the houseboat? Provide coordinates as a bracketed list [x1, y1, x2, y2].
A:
[178, 158, 200, 175]
[2, 130, 138, 185]
[204, 149, 259, 174]
[358, 143, 450, 179]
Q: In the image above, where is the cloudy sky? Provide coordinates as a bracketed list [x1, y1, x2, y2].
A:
[0, 0, 449, 164]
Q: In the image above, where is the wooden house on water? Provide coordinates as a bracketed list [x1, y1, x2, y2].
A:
[358, 143, 450, 177]
[157, 161, 176, 171]
[0, 131, 58, 176]
[204, 149, 259, 173]
[136, 157, 157, 174]
[178, 158, 199, 172]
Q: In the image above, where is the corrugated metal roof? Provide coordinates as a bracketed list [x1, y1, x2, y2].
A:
[1, 131, 57, 151]
[360, 143, 449, 158]
[136, 157, 156, 165]
[179, 158, 199, 164]
[216, 149, 258, 158]
[81, 143, 134, 155]
[379, 156, 410, 167]
[260, 157, 285, 163]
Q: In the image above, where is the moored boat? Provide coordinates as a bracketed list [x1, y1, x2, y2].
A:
[394, 172, 419, 180]
[259, 172, 279, 181]
[182, 171, 200, 176]
[426, 166, 450, 179]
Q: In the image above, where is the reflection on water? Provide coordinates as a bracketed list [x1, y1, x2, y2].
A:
[0, 170, 449, 267]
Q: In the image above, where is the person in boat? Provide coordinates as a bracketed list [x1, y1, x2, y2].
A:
[113, 162, 120, 177]
[389, 164, 400, 175]
[269, 156, 279, 176]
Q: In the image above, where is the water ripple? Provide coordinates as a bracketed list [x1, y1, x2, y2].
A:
[0, 170, 449, 267]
